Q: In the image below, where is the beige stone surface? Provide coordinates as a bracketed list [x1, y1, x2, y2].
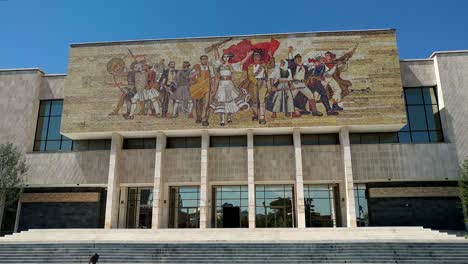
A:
[399, 60, 436, 87]
[119, 149, 155, 183]
[20, 192, 100, 203]
[24, 151, 110, 185]
[0, 70, 42, 152]
[208, 147, 247, 182]
[369, 187, 459, 198]
[104, 133, 123, 229]
[302, 145, 344, 181]
[62, 30, 405, 136]
[434, 52, 468, 164]
[254, 146, 295, 181]
[351, 143, 459, 181]
[162, 148, 201, 183]
[39, 75, 65, 100]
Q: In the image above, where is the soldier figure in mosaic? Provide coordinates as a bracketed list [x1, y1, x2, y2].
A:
[159, 61, 178, 118]
[268, 59, 294, 118]
[142, 63, 162, 117]
[107, 58, 135, 116]
[242, 51, 275, 124]
[305, 56, 338, 116]
[190, 55, 216, 126]
[287, 47, 324, 117]
[171, 61, 193, 118]
[210, 48, 250, 127]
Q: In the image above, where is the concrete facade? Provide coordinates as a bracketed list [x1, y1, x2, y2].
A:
[1, 42, 467, 233]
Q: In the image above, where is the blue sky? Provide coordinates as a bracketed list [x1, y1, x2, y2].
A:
[0, 0, 466, 74]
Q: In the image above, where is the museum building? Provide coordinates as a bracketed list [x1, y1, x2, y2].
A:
[0, 29, 467, 235]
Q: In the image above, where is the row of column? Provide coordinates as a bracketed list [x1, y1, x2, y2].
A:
[104, 128, 357, 229]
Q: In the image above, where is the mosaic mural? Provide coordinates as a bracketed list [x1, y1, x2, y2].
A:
[62, 29, 405, 134]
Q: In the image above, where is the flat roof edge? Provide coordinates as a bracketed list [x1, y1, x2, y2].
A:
[44, 74, 67, 77]
[400, 58, 433, 62]
[70, 28, 396, 48]
[430, 50, 468, 58]
[0, 68, 45, 74]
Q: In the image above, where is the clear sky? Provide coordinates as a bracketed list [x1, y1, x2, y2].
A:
[0, 0, 466, 74]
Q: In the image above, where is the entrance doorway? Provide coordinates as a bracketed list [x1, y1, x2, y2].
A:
[213, 186, 248, 228]
[126, 188, 153, 228]
[222, 207, 240, 228]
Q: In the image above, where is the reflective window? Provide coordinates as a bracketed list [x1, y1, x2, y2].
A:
[210, 136, 247, 147]
[126, 188, 153, 229]
[123, 138, 156, 149]
[350, 133, 398, 144]
[34, 100, 110, 152]
[301, 134, 339, 145]
[304, 185, 336, 227]
[213, 186, 248, 228]
[169, 186, 200, 228]
[254, 135, 293, 146]
[399, 87, 443, 143]
[166, 137, 201, 148]
[255, 185, 295, 228]
[354, 184, 369, 227]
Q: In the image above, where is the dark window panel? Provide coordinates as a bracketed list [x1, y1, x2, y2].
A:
[422, 87, 437, 105]
[34, 141, 46, 152]
[254, 136, 274, 146]
[185, 137, 201, 148]
[411, 131, 430, 143]
[350, 134, 361, 144]
[143, 138, 156, 149]
[124, 139, 144, 149]
[61, 140, 73, 151]
[360, 134, 379, 144]
[407, 105, 428, 131]
[50, 100, 63, 116]
[318, 134, 339, 145]
[229, 136, 247, 147]
[45, 140, 61, 152]
[88, 140, 106, 150]
[429, 131, 444, 142]
[46, 116, 62, 140]
[301, 134, 319, 145]
[73, 140, 89, 151]
[38, 101, 51, 116]
[167, 138, 186, 148]
[210, 137, 230, 147]
[105, 139, 112, 150]
[35, 117, 49, 141]
[273, 135, 293, 146]
[425, 105, 442, 131]
[404, 88, 423, 105]
[398, 132, 412, 143]
[379, 133, 398, 143]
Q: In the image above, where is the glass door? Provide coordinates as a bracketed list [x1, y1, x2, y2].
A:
[126, 187, 153, 228]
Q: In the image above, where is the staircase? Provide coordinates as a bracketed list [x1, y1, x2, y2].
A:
[0, 228, 466, 263]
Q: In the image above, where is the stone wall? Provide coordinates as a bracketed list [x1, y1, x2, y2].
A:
[208, 147, 247, 182]
[119, 149, 155, 184]
[302, 145, 343, 181]
[39, 75, 65, 100]
[351, 143, 459, 181]
[399, 60, 436, 87]
[24, 151, 110, 185]
[162, 148, 201, 183]
[254, 146, 295, 182]
[0, 70, 42, 153]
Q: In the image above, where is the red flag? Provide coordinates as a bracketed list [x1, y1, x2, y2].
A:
[223, 38, 280, 71]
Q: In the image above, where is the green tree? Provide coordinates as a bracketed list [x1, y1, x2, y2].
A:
[0, 143, 27, 228]
[459, 158, 468, 229]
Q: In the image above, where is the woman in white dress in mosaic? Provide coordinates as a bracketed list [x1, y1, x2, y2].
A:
[210, 49, 251, 126]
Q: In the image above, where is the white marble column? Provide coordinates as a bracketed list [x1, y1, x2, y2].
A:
[152, 132, 166, 229]
[247, 130, 256, 228]
[104, 133, 123, 229]
[339, 128, 357, 227]
[118, 187, 128, 228]
[199, 131, 209, 228]
[293, 129, 306, 228]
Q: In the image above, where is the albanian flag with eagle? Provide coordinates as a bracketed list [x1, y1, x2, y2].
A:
[223, 38, 280, 71]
